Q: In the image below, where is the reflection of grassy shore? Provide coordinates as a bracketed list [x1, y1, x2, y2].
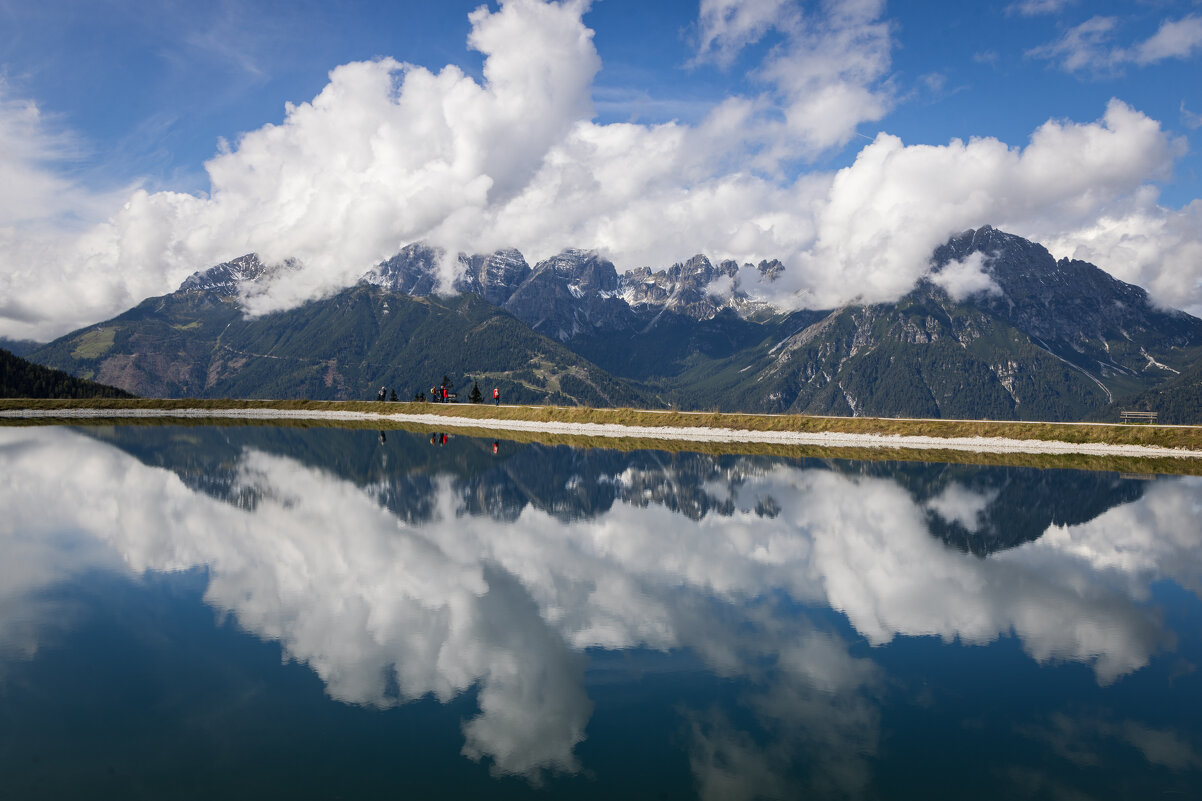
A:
[4, 397, 1202, 475]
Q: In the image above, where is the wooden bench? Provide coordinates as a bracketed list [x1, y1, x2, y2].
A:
[1119, 410, 1158, 424]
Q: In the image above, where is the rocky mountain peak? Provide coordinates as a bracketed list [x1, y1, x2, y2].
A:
[674, 254, 717, 279]
[756, 259, 785, 282]
[928, 225, 1202, 385]
[178, 254, 275, 296]
[618, 254, 743, 320]
[533, 249, 620, 295]
[454, 248, 531, 306]
[362, 242, 443, 296]
[935, 225, 1149, 310]
[501, 250, 632, 340]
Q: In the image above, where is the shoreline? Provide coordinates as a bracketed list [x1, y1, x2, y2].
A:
[4, 405, 1201, 461]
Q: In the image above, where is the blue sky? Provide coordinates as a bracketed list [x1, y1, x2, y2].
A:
[5, 0, 1199, 197]
[2, 0, 1202, 339]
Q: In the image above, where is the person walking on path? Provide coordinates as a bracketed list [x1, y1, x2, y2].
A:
[377, 386, 386, 402]
[493, 387, 500, 406]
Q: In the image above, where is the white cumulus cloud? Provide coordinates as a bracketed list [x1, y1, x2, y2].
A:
[1, 0, 1200, 340]
[1133, 14, 1202, 65]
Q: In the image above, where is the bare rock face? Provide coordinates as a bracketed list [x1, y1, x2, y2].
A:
[620, 254, 737, 319]
[454, 249, 531, 306]
[502, 250, 636, 341]
[617, 255, 784, 321]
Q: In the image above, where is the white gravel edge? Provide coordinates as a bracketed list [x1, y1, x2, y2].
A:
[3, 406, 1199, 460]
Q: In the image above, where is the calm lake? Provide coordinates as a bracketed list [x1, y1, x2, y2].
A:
[2, 424, 1200, 799]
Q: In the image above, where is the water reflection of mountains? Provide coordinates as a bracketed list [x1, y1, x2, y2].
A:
[86, 425, 1147, 555]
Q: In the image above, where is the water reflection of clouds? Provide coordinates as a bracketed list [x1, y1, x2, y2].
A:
[0, 430, 147, 659]
[1022, 712, 1202, 772]
[925, 482, 999, 533]
[1022, 477, 1202, 598]
[2, 428, 1201, 784]
[687, 625, 884, 798]
[1, 431, 589, 778]
[752, 469, 1170, 685]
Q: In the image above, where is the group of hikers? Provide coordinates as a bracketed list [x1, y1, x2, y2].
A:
[375, 377, 501, 405]
[420, 384, 454, 403]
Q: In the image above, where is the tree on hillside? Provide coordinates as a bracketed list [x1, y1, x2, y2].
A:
[469, 382, 483, 403]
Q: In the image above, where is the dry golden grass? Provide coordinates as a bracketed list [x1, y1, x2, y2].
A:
[4, 397, 1202, 475]
[3, 396, 1201, 444]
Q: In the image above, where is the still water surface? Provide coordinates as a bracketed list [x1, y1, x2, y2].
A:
[1, 425, 1200, 799]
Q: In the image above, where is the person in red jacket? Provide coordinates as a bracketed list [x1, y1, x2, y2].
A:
[493, 387, 500, 406]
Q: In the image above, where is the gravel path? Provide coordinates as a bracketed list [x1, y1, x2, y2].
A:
[3, 406, 1200, 460]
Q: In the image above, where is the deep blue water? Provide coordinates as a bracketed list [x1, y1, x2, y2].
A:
[1, 424, 1200, 799]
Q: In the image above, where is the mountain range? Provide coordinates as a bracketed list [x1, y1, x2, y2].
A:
[20, 226, 1202, 421]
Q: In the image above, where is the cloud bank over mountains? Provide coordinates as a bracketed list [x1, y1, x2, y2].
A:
[1, 0, 1200, 340]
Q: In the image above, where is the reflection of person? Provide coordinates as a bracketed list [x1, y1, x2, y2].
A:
[378, 431, 386, 444]
[491, 441, 499, 455]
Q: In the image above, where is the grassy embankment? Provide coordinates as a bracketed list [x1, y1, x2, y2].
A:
[4, 397, 1202, 476]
